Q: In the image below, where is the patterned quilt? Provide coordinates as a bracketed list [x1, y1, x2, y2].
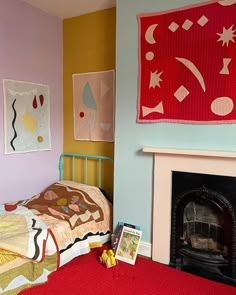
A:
[20, 181, 112, 252]
[21, 181, 106, 229]
[0, 181, 112, 294]
[0, 206, 58, 295]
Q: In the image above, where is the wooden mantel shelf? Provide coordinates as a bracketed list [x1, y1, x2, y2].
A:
[142, 147, 236, 159]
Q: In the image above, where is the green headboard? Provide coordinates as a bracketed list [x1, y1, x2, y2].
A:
[59, 152, 113, 188]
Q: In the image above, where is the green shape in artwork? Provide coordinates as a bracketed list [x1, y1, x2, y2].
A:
[83, 82, 97, 110]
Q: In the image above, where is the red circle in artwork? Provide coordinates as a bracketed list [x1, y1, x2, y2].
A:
[80, 112, 85, 118]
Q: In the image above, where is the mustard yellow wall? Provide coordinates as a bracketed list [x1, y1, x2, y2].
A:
[63, 8, 116, 197]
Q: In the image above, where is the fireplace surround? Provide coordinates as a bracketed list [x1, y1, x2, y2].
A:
[143, 147, 236, 284]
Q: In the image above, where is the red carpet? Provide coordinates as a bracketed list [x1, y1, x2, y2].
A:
[21, 247, 236, 295]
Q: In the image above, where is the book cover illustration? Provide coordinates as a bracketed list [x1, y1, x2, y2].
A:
[115, 226, 142, 265]
[111, 222, 141, 252]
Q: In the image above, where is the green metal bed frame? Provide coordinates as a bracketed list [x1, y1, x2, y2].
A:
[59, 152, 113, 188]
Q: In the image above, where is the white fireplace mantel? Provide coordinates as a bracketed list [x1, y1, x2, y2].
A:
[143, 147, 236, 158]
[143, 147, 236, 265]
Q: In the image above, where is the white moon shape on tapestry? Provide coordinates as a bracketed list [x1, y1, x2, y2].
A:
[218, 0, 236, 6]
[145, 24, 158, 44]
[175, 57, 206, 92]
[211, 97, 234, 116]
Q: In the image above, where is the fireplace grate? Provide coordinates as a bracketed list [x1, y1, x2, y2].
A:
[179, 246, 229, 266]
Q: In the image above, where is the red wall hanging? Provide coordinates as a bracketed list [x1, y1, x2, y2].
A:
[137, 0, 236, 124]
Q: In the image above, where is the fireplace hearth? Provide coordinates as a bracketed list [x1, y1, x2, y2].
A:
[170, 172, 236, 285]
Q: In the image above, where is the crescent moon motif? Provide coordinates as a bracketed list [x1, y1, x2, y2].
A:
[218, 0, 236, 6]
[145, 24, 158, 44]
[175, 57, 206, 92]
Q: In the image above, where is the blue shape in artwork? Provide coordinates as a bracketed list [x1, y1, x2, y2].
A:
[83, 82, 97, 110]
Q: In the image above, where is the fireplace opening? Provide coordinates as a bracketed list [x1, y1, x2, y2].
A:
[183, 198, 226, 254]
[170, 171, 236, 286]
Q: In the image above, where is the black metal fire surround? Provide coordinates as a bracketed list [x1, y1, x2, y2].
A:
[170, 172, 236, 286]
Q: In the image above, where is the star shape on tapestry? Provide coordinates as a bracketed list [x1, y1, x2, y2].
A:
[149, 70, 163, 89]
[217, 24, 236, 47]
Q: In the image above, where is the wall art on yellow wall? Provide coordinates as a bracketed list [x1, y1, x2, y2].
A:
[3, 79, 51, 154]
[72, 70, 115, 142]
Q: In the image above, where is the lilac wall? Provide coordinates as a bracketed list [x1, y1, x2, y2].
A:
[0, 0, 63, 203]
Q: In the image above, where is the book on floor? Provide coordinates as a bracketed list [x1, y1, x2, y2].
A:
[115, 225, 142, 265]
[111, 221, 141, 252]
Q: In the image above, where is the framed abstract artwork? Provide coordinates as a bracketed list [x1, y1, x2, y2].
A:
[3, 79, 51, 154]
[73, 70, 115, 141]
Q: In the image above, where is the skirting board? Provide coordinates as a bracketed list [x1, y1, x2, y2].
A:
[138, 241, 152, 258]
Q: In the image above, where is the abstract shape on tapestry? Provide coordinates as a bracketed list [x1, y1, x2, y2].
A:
[219, 58, 231, 75]
[3, 79, 51, 154]
[137, 0, 236, 123]
[72, 70, 115, 141]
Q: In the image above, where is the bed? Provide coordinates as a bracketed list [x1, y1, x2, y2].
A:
[0, 153, 113, 295]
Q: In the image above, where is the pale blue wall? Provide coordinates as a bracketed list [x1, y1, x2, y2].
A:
[114, 0, 236, 243]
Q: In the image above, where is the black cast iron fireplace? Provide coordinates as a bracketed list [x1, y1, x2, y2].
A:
[170, 171, 236, 286]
